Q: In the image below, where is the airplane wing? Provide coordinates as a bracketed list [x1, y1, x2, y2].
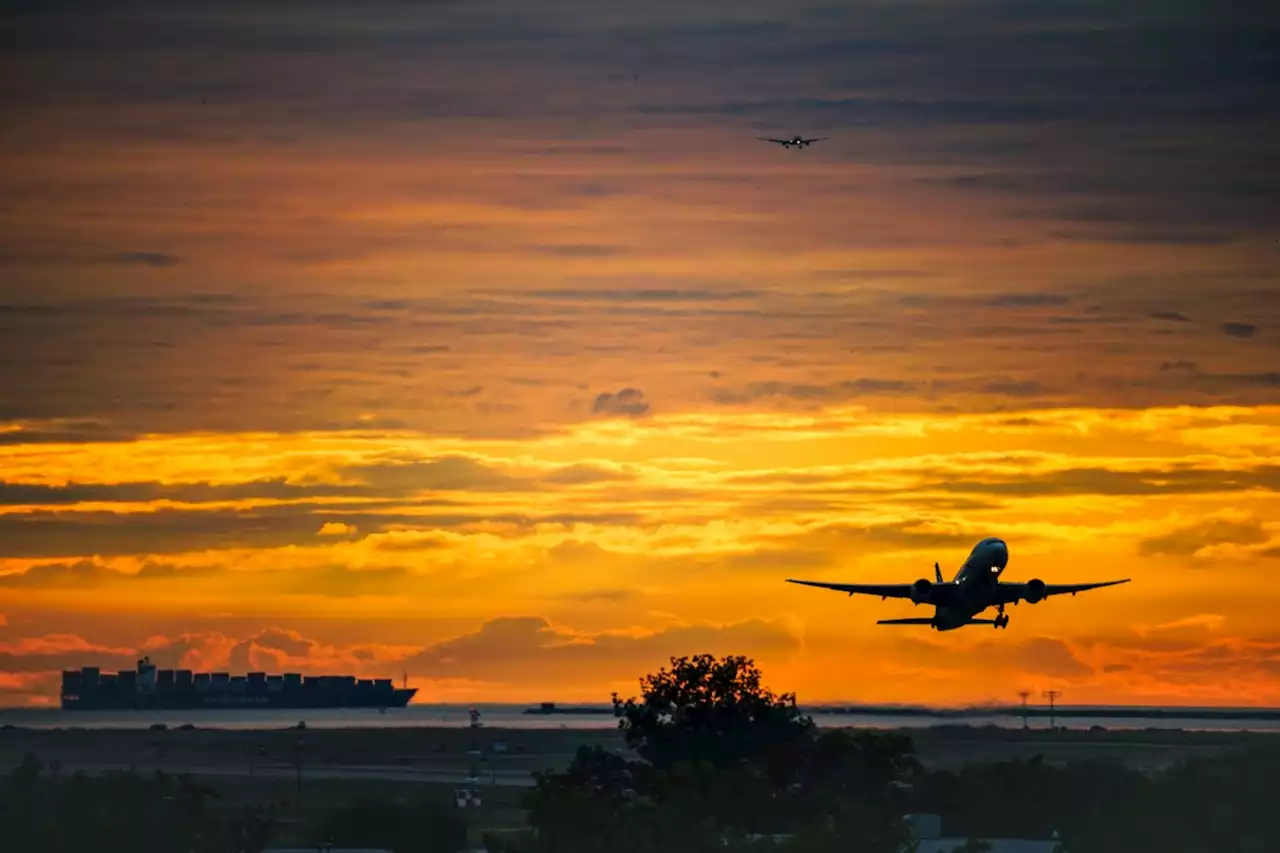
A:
[786, 579, 914, 599]
[995, 578, 1130, 604]
[800, 137, 828, 143]
[757, 137, 791, 144]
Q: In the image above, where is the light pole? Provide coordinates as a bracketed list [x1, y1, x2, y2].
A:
[1017, 691, 1031, 729]
[1042, 690, 1061, 730]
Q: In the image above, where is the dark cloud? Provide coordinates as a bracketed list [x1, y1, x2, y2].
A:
[899, 292, 1070, 309]
[0, 635, 140, 675]
[0, 559, 218, 587]
[0, 561, 118, 588]
[108, 251, 180, 267]
[0, 506, 643, 559]
[339, 456, 523, 492]
[0, 419, 124, 445]
[402, 616, 800, 683]
[799, 521, 980, 554]
[1221, 322, 1258, 339]
[542, 463, 634, 486]
[592, 387, 650, 417]
[1138, 518, 1271, 558]
[369, 532, 455, 553]
[980, 379, 1044, 397]
[811, 269, 941, 282]
[0, 509, 339, 558]
[528, 289, 760, 302]
[713, 378, 919, 405]
[0, 478, 364, 506]
[0, 250, 183, 268]
[0, 457, 630, 507]
[1050, 226, 1237, 246]
[980, 293, 1071, 308]
[1149, 311, 1193, 323]
[932, 465, 1280, 498]
[1181, 371, 1280, 392]
[713, 375, 1062, 406]
[1159, 360, 1197, 372]
[527, 244, 626, 258]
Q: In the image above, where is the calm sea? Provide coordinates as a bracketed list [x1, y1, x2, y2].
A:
[2, 704, 1279, 732]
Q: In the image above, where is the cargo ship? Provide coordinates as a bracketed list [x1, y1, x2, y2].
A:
[61, 657, 416, 710]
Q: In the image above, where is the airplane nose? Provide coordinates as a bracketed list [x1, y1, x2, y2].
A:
[993, 540, 1009, 568]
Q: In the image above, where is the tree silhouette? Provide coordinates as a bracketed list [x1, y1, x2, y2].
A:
[611, 653, 815, 776]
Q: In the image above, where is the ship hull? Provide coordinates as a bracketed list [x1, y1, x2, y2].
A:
[61, 688, 416, 711]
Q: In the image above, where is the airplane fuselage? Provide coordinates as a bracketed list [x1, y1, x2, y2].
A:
[931, 537, 1009, 630]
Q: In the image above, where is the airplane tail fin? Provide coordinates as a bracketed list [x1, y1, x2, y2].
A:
[876, 618, 935, 626]
[935, 562, 943, 583]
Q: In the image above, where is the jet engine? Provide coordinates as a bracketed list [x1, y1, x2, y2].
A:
[910, 578, 933, 604]
[1023, 578, 1046, 604]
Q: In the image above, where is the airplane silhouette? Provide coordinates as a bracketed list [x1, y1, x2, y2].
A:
[787, 537, 1130, 630]
[758, 135, 827, 149]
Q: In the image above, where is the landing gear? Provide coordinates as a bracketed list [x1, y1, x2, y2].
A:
[994, 604, 1010, 629]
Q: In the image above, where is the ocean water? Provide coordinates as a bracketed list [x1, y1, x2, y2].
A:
[2, 703, 1279, 732]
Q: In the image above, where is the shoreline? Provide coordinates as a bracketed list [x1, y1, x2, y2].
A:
[6, 706, 1280, 734]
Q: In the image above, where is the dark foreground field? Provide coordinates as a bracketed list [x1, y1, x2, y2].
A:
[1, 722, 1269, 776]
[2, 723, 1272, 847]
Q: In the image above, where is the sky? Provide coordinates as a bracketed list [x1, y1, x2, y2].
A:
[2, 0, 1279, 708]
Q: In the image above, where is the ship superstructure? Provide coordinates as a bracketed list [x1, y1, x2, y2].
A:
[61, 657, 416, 710]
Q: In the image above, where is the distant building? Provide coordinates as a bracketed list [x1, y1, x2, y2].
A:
[904, 813, 1061, 853]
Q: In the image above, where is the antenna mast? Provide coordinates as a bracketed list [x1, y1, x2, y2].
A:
[1017, 691, 1031, 729]
[1041, 689, 1061, 730]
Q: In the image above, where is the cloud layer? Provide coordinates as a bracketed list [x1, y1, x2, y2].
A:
[3, 406, 1280, 705]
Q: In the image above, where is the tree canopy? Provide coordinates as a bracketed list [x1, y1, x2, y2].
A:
[611, 653, 816, 775]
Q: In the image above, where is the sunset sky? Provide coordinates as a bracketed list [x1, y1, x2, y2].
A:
[2, 0, 1279, 708]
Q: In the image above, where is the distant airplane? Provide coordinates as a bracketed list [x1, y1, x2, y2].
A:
[758, 135, 827, 149]
[786, 537, 1130, 631]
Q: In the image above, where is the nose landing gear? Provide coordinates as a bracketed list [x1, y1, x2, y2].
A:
[994, 604, 1010, 629]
